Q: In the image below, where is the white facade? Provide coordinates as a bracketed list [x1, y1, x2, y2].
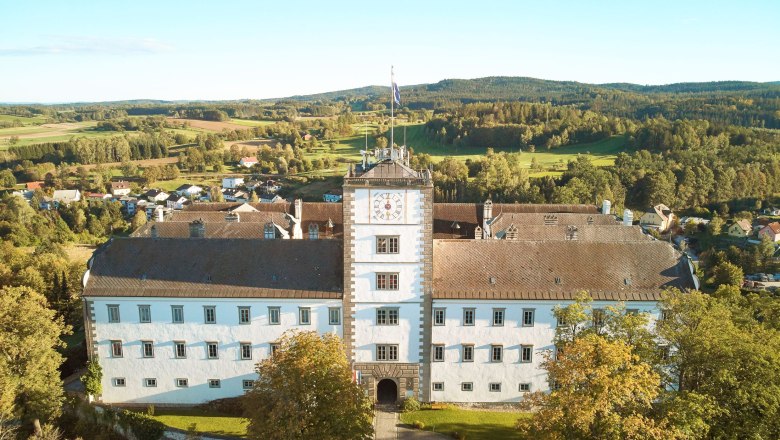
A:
[428, 300, 659, 402]
[222, 177, 244, 189]
[90, 296, 342, 404]
[350, 188, 426, 366]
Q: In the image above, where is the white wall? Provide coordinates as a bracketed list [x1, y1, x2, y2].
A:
[91, 297, 342, 404]
[350, 188, 425, 364]
[429, 299, 660, 403]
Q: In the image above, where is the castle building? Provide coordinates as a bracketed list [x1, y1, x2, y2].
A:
[83, 146, 695, 405]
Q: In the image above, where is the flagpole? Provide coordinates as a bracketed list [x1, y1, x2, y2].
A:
[390, 65, 394, 151]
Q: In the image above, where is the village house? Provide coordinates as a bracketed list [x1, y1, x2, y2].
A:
[758, 222, 780, 242]
[110, 181, 132, 197]
[222, 176, 245, 189]
[175, 184, 203, 197]
[259, 193, 283, 203]
[239, 156, 258, 168]
[323, 189, 343, 203]
[85, 146, 695, 406]
[52, 189, 81, 205]
[144, 189, 170, 203]
[222, 188, 249, 202]
[166, 193, 190, 210]
[640, 203, 674, 232]
[728, 219, 753, 238]
[25, 181, 44, 191]
[86, 193, 111, 203]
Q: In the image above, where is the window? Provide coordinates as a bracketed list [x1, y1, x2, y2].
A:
[432, 382, 444, 391]
[659, 345, 670, 361]
[240, 342, 252, 360]
[376, 273, 399, 290]
[142, 341, 154, 358]
[433, 344, 445, 362]
[328, 307, 341, 325]
[462, 344, 474, 362]
[176, 378, 189, 388]
[270, 343, 280, 357]
[144, 378, 157, 387]
[522, 309, 535, 327]
[171, 305, 184, 323]
[209, 379, 221, 388]
[461, 382, 473, 392]
[238, 306, 251, 324]
[491, 345, 503, 362]
[268, 307, 280, 325]
[519, 383, 531, 392]
[626, 309, 639, 315]
[113, 378, 126, 387]
[376, 236, 399, 254]
[489, 382, 502, 392]
[463, 308, 475, 326]
[492, 308, 505, 326]
[376, 344, 399, 361]
[299, 307, 311, 325]
[556, 315, 567, 327]
[593, 308, 605, 328]
[521, 345, 533, 363]
[660, 310, 670, 321]
[433, 308, 446, 326]
[107, 305, 120, 323]
[264, 223, 275, 239]
[110, 340, 123, 358]
[207, 342, 218, 359]
[138, 305, 151, 323]
[376, 308, 399, 325]
[174, 341, 186, 359]
[242, 380, 255, 390]
[308, 224, 319, 240]
[204, 306, 216, 324]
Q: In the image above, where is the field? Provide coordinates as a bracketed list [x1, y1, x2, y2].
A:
[400, 407, 526, 440]
[169, 118, 255, 131]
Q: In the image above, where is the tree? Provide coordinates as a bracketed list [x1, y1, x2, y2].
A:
[708, 216, 723, 236]
[0, 286, 70, 426]
[210, 186, 224, 202]
[243, 331, 373, 440]
[131, 210, 147, 231]
[712, 261, 743, 287]
[517, 333, 677, 439]
[249, 190, 259, 203]
[81, 358, 103, 399]
[0, 169, 15, 188]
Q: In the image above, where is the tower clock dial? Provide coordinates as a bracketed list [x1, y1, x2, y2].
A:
[372, 192, 404, 222]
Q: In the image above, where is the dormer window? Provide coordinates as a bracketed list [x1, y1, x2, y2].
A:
[505, 224, 518, 240]
[554, 277, 562, 285]
[264, 223, 275, 239]
[308, 224, 319, 240]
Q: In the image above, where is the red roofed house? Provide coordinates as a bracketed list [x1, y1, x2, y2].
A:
[26, 181, 44, 190]
[239, 157, 258, 168]
[758, 222, 780, 242]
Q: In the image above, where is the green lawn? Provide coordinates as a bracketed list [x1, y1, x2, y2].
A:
[145, 408, 248, 437]
[400, 408, 526, 440]
[0, 114, 48, 125]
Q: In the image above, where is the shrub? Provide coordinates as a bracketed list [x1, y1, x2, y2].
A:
[82, 359, 103, 397]
[452, 432, 466, 440]
[413, 421, 425, 430]
[116, 410, 165, 440]
[402, 397, 421, 412]
[146, 404, 155, 416]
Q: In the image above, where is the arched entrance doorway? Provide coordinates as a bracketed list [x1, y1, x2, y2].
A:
[376, 379, 398, 404]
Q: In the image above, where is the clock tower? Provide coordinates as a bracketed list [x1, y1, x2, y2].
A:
[342, 145, 434, 403]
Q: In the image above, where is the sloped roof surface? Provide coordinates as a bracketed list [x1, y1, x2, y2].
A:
[84, 238, 343, 298]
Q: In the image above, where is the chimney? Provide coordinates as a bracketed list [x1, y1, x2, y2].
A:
[482, 199, 493, 239]
[225, 212, 240, 223]
[623, 209, 634, 226]
[294, 199, 303, 221]
[602, 200, 611, 215]
[189, 219, 205, 238]
[150, 225, 158, 239]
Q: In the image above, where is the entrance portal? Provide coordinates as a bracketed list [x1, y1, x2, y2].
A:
[376, 379, 398, 404]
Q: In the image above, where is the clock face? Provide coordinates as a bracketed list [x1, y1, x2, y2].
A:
[373, 192, 404, 222]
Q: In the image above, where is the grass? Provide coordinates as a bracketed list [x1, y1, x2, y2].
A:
[230, 118, 275, 127]
[400, 407, 526, 440]
[0, 114, 48, 124]
[144, 408, 248, 437]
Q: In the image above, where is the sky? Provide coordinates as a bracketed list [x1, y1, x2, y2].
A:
[0, 0, 778, 103]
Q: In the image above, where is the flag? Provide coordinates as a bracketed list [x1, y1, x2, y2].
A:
[391, 67, 400, 105]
